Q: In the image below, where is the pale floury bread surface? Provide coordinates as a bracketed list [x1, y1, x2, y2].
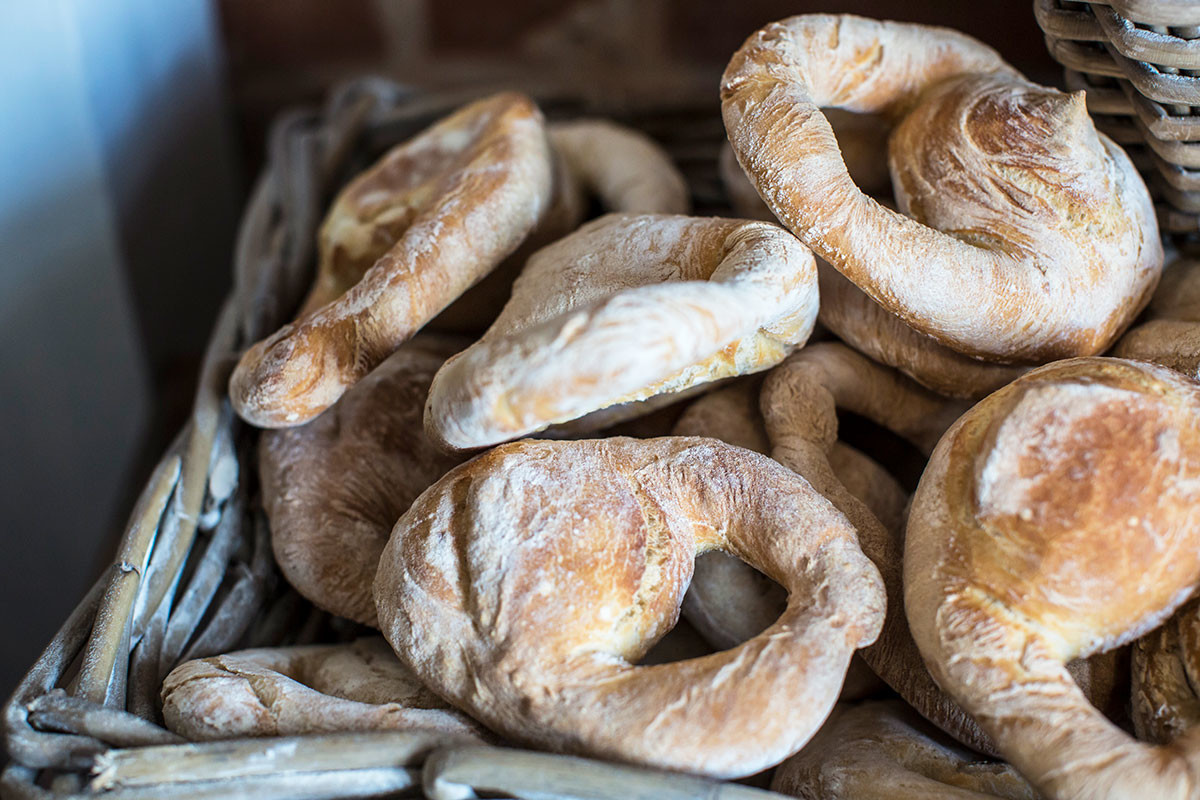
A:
[771, 701, 1038, 800]
[424, 213, 819, 450]
[259, 335, 469, 627]
[160, 637, 484, 742]
[905, 357, 1200, 800]
[432, 117, 690, 333]
[722, 14, 1162, 363]
[373, 437, 884, 777]
[548, 119, 690, 214]
[229, 92, 555, 428]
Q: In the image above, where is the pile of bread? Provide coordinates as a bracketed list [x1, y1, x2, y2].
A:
[158, 14, 1200, 800]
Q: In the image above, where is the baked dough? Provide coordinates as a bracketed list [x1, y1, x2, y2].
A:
[260, 335, 468, 627]
[432, 118, 689, 333]
[1113, 257, 1200, 380]
[772, 701, 1037, 799]
[161, 637, 484, 741]
[906, 357, 1200, 800]
[424, 214, 819, 450]
[722, 14, 1161, 363]
[374, 437, 884, 777]
[230, 92, 554, 427]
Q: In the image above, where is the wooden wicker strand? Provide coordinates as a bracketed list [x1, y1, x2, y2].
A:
[421, 746, 784, 800]
[1037, 0, 1200, 233]
[74, 454, 179, 708]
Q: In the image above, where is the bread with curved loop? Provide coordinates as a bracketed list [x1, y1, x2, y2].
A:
[771, 700, 1038, 800]
[433, 118, 690, 333]
[229, 92, 555, 428]
[905, 357, 1200, 800]
[259, 335, 470, 627]
[718, 109, 891, 221]
[549, 120, 690, 214]
[424, 214, 819, 450]
[758, 342, 1019, 753]
[373, 437, 885, 777]
[160, 637, 485, 742]
[670, 378, 906, 652]
[1113, 257, 1200, 381]
[721, 14, 1162, 362]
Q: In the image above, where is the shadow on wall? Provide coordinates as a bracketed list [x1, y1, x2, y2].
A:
[0, 1, 239, 705]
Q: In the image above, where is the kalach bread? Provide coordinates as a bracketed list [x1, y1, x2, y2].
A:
[722, 14, 1161, 363]
[374, 437, 884, 777]
[424, 213, 819, 450]
[259, 335, 469, 627]
[229, 92, 555, 428]
[161, 637, 485, 742]
[905, 357, 1200, 800]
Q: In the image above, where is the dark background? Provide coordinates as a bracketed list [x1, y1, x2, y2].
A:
[0, 0, 1059, 704]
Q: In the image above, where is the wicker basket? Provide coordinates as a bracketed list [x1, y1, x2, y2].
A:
[1035, 0, 1200, 235]
[0, 77, 795, 800]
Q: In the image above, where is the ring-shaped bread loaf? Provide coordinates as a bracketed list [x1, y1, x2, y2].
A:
[905, 357, 1200, 800]
[161, 637, 484, 742]
[771, 700, 1037, 800]
[229, 92, 554, 427]
[424, 214, 819, 450]
[259, 335, 469, 627]
[373, 437, 885, 777]
[670, 378, 906, 652]
[721, 14, 1162, 363]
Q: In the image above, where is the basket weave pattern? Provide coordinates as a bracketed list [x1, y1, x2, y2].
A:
[0, 78, 782, 799]
[1035, 0, 1200, 234]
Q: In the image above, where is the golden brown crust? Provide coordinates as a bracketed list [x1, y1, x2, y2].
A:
[818, 264, 1029, 400]
[905, 357, 1200, 800]
[424, 214, 819, 450]
[229, 93, 555, 428]
[722, 15, 1162, 363]
[160, 638, 485, 742]
[760, 343, 1004, 753]
[718, 109, 891, 221]
[259, 335, 469, 627]
[670, 378, 904, 654]
[771, 701, 1038, 800]
[1113, 259, 1200, 381]
[549, 120, 690, 215]
[373, 437, 884, 778]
